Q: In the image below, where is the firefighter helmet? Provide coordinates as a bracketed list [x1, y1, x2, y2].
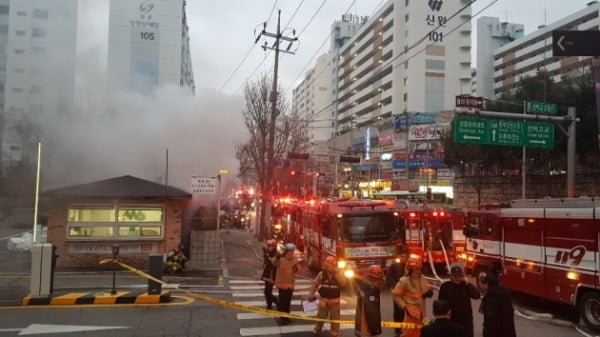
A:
[324, 256, 337, 267]
[367, 265, 384, 279]
[406, 257, 422, 270]
[284, 243, 296, 252]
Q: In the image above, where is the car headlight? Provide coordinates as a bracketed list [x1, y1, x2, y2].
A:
[344, 269, 355, 278]
[337, 260, 347, 269]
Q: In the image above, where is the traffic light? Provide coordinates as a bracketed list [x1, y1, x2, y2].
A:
[288, 152, 309, 160]
[339, 155, 360, 163]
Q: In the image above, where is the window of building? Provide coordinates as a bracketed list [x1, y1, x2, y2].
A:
[405, 14, 409, 22]
[32, 27, 47, 37]
[67, 205, 164, 240]
[403, 77, 408, 86]
[11, 87, 23, 93]
[403, 93, 408, 102]
[33, 9, 48, 19]
[15, 29, 26, 36]
[0, 5, 7, 15]
[13, 68, 25, 74]
[14, 49, 25, 54]
[0, 25, 7, 34]
[16, 11, 26, 17]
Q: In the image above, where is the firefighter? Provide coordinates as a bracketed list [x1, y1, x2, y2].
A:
[271, 242, 299, 325]
[479, 273, 516, 337]
[308, 256, 347, 337]
[437, 264, 480, 337]
[393, 257, 434, 337]
[261, 239, 279, 310]
[355, 265, 384, 337]
[387, 253, 408, 337]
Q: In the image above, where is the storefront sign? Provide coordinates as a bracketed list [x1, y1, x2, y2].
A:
[409, 124, 444, 141]
[378, 135, 393, 145]
[68, 242, 158, 254]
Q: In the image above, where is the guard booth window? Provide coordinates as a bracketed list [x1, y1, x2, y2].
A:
[67, 205, 164, 240]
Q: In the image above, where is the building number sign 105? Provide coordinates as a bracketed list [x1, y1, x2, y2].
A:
[140, 32, 155, 41]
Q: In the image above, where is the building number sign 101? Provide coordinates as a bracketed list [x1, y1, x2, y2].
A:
[140, 32, 155, 41]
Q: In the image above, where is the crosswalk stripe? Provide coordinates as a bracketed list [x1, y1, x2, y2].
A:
[234, 299, 348, 307]
[230, 285, 311, 291]
[237, 309, 356, 320]
[239, 323, 353, 336]
[229, 279, 313, 285]
[232, 290, 310, 297]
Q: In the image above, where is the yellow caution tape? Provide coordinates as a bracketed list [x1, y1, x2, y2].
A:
[99, 258, 422, 329]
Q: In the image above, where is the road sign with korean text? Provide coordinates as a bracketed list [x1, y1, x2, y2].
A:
[454, 117, 554, 149]
[524, 122, 555, 149]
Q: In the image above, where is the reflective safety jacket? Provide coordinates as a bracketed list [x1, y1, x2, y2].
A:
[318, 271, 341, 299]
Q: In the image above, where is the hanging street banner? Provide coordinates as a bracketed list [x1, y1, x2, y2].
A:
[454, 116, 554, 149]
[191, 177, 217, 194]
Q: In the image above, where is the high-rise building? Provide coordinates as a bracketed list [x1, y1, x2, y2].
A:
[491, 1, 599, 98]
[475, 16, 524, 99]
[107, 0, 194, 95]
[1, 0, 77, 169]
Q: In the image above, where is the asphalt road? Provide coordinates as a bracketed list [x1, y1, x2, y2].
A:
[0, 228, 595, 337]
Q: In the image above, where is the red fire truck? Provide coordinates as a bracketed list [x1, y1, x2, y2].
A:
[397, 206, 467, 276]
[463, 197, 600, 331]
[300, 199, 406, 277]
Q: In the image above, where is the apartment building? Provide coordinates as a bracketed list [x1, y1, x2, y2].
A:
[492, 1, 599, 97]
[107, 0, 195, 95]
[475, 16, 524, 99]
[1, 0, 77, 170]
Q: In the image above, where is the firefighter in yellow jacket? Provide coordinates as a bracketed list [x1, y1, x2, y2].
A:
[271, 243, 299, 325]
[392, 257, 434, 337]
[308, 256, 347, 337]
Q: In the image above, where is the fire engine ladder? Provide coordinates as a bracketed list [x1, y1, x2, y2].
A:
[510, 197, 600, 208]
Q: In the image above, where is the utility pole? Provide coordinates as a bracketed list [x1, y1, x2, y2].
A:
[254, 10, 298, 241]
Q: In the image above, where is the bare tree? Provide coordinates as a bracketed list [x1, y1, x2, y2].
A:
[238, 74, 302, 240]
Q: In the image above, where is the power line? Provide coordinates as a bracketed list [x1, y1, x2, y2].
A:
[233, 0, 309, 94]
[218, 0, 279, 92]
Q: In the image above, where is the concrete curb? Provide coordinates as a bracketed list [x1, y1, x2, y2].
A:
[22, 290, 171, 306]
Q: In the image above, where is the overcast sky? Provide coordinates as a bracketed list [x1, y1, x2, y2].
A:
[186, 0, 595, 98]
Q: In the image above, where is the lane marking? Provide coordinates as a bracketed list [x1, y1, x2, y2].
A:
[240, 323, 353, 336]
[237, 309, 355, 320]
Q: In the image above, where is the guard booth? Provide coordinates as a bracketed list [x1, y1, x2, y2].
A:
[44, 175, 192, 270]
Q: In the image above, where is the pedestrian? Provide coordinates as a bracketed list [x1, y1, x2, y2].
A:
[437, 264, 480, 337]
[479, 273, 517, 337]
[392, 257, 434, 337]
[271, 242, 299, 325]
[420, 299, 468, 337]
[355, 265, 384, 337]
[387, 253, 408, 337]
[261, 239, 279, 310]
[308, 256, 347, 337]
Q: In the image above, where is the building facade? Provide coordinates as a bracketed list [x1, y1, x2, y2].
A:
[1, 0, 77, 170]
[475, 16, 524, 99]
[107, 0, 194, 95]
[492, 1, 599, 98]
[329, 0, 471, 197]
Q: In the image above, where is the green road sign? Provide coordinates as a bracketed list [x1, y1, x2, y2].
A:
[524, 121, 554, 148]
[454, 117, 488, 144]
[489, 119, 523, 146]
[454, 117, 555, 149]
[527, 101, 557, 115]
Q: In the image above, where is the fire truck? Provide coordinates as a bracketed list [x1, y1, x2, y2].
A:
[396, 205, 467, 277]
[300, 199, 406, 277]
[463, 197, 600, 331]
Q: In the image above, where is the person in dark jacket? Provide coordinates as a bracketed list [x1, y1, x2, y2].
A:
[261, 239, 279, 310]
[438, 264, 480, 337]
[386, 253, 407, 337]
[421, 299, 467, 337]
[355, 265, 384, 337]
[479, 273, 517, 337]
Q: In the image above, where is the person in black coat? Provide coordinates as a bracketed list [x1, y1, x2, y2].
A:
[438, 264, 480, 337]
[386, 253, 407, 337]
[261, 239, 279, 310]
[479, 273, 517, 337]
[421, 299, 467, 337]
